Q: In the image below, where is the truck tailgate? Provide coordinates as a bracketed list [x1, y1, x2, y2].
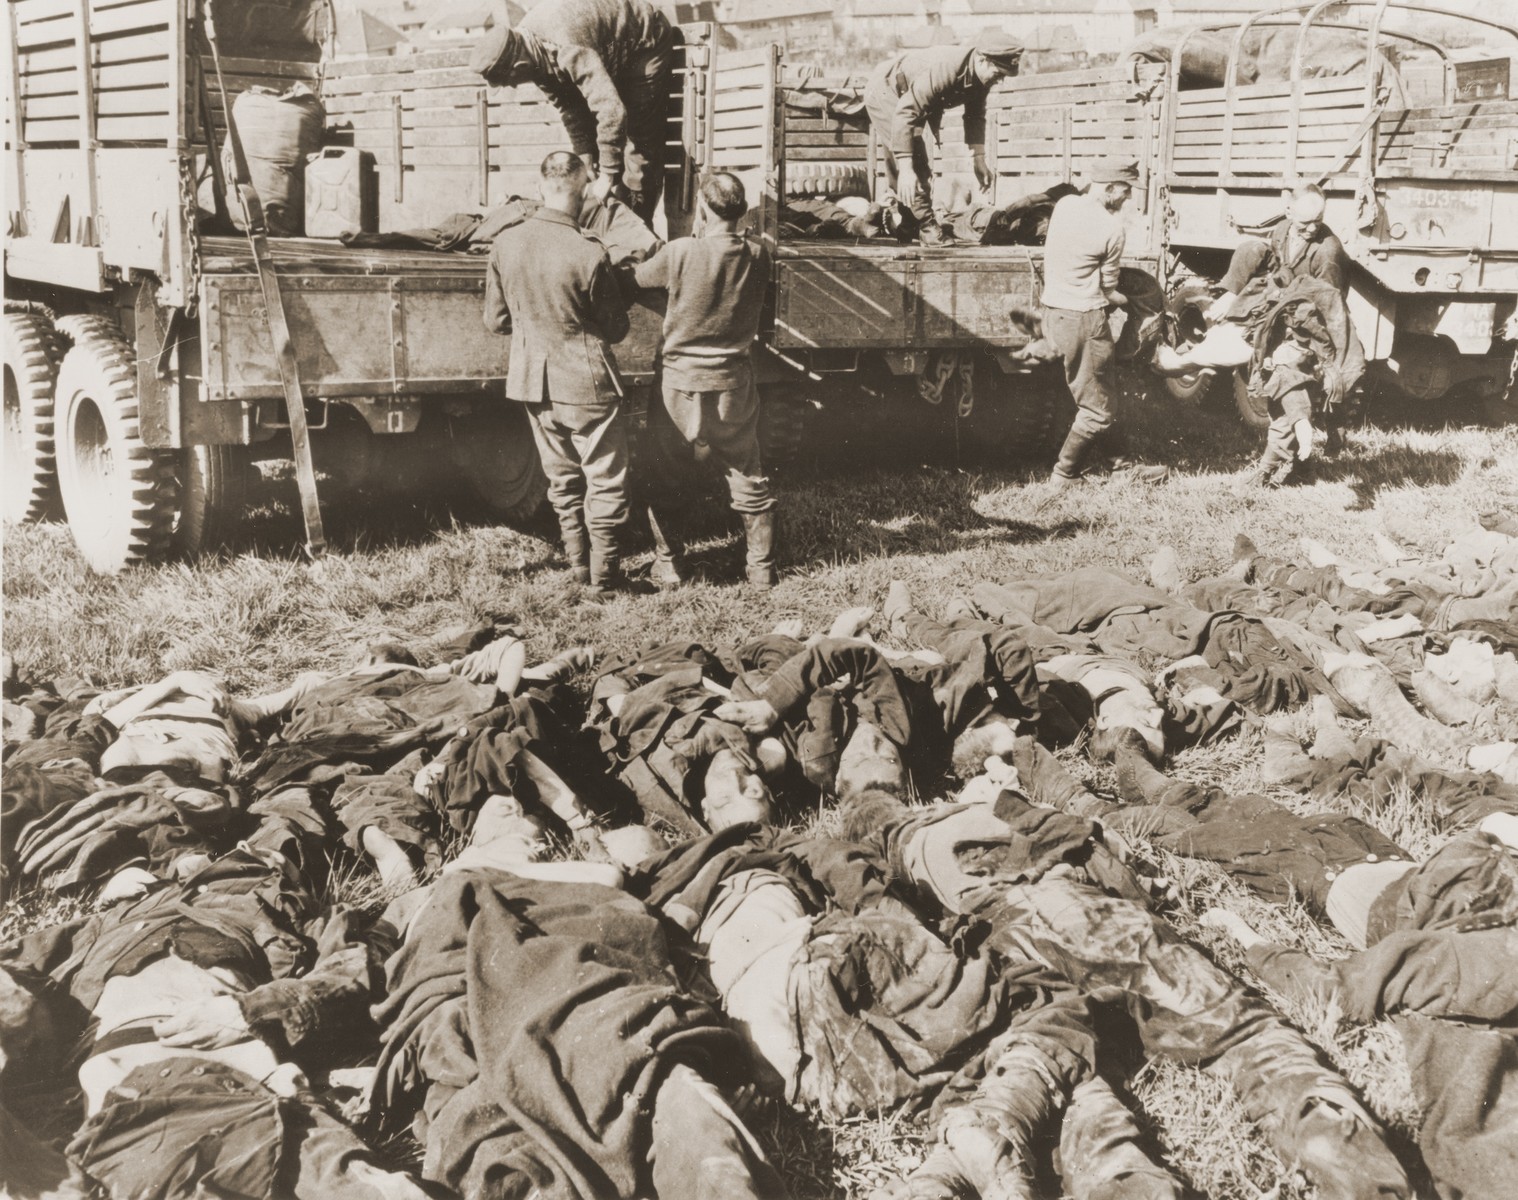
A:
[772, 244, 1048, 350]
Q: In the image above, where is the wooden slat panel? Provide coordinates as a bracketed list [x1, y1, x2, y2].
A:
[16, 0, 170, 46]
[713, 90, 766, 115]
[1174, 124, 1362, 148]
[1178, 89, 1368, 119]
[20, 29, 166, 72]
[23, 85, 168, 118]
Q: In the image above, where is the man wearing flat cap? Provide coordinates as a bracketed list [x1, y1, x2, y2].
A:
[1040, 160, 1169, 492]
[470, 0, 678, 222]
[863, 33, 1024, 245]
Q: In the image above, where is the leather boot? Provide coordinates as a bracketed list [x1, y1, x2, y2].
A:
[741, 510, 777, 589]
[647, 506, 685, 589]
[560, 518, 590, 585]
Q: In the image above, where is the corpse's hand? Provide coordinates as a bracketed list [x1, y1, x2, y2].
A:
[588, 173, 614, 203]
[153, 994, 251, 1049]
[98, 866, 159, 906]
[1205, 291, 1238, 324]
[713, 698, 780, 733]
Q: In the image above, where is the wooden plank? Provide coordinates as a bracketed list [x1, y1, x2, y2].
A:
[786, 146, 868, 162]
[23, 85, 168, 118]
[784, 130, 869, 146]
[16, 0, 171, 46]
[714, 62, 772, 91]
[1174, 124, 1362, 148]
[20, 30, 167, 72]
[1003, 63, 1164, 91]
[398, 122, 570, 149]
[713, 90, 767, 115]
[98, 111, 169, 140]
[1178, 90, 1369, 119]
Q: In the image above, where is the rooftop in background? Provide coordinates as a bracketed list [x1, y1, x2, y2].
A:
[722, 0, 835, 25]
[333, 8, 407, 57]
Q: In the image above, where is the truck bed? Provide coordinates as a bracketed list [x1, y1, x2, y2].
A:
[199, 236, 490, 277]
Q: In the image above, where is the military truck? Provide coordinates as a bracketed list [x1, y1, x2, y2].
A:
[1092, 0, 1518, 425]
[2, 0, 1170, 572]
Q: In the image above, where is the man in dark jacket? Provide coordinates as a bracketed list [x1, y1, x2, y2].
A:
[633, 172, 777, 589]
[485, 152, 634, 597]
[470, 0, 678, 221]
[863, 32, 1024, 244]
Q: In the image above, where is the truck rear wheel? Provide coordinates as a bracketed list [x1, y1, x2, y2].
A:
[52, 318, 176, 574]
[3, 311, 62, 524]
[1232, 371, 1270, 428]
[449, 404, 547, 522]
[758, 388, 810, 468]
[173, 445, 254, 556]
[961, 355, 1060, 461]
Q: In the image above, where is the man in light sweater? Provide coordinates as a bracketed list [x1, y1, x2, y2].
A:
[1040, 160, 1167, 493]
[634, 172, 779, 588]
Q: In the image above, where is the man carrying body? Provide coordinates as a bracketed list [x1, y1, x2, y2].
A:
[633, 172, 779, 588]
[470, 0, 678, 221]
[863, 33, 1024, 245]
[1039, 160, 1168, 495]
[486, 152, 635, 598]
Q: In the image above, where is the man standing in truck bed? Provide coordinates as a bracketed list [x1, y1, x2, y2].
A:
[470, 0, 678, 222]
[1039, 159, 1169, 497]
[484, 152, 635, 599]
[863, 32, 1025, 245]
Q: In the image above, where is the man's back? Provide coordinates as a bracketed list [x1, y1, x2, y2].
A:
[487, 208, 629, 406]
[1041, 192, 1125, 312]
[634, 232, 769, 391]
[519, 0, 665, 72]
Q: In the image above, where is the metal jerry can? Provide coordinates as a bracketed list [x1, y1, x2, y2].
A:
[305, 147, 378, 238]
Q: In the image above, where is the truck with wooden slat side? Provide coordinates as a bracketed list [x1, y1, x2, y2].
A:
[2, 0, 1167, 572]
[1110, 1, 1516, 424]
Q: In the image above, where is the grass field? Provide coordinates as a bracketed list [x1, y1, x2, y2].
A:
[4, 376, 1515, 1199]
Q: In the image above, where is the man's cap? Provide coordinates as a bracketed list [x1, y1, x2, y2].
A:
[972, 30, 1024, 69]
[470, 25, 523, 82]
[1089, 159, 1141, 185]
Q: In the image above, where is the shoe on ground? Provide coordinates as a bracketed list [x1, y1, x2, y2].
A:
[1104, 458, 1169, 484]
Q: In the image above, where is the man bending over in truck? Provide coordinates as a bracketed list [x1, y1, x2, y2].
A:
[633, 172, 779, 589]
[470, 0, 678, 222]
[1038, 159, 1169, 498]
[863, 32, 1024, 245]
[485, 152, 639, 599]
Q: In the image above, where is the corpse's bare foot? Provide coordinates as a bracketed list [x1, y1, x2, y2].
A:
[1149, 546, 1183, 593]
[361, 826, 420, 891]
[771, 617, 806, 639]
[830, 606, 876, 640]
[1199, 907, 1266, 949]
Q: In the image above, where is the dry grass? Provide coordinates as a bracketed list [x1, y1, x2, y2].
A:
[4, 376, 1515, 1198]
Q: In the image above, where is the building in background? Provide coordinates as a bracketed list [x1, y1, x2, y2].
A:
[719, 0, 835, 57]
[332, 7, 408, 58]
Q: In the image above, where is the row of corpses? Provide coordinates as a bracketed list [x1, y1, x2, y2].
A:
[2, 521, 1516, 1200]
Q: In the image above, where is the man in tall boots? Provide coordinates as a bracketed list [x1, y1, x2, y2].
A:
[485, 152, 635, 598]
[634, 172, 779, 589]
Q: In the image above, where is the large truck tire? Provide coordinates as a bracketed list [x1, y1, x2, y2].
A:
[449, 404, 547, 523]
[757, 388, 810, 468]
[1162, 277, 1238, 412]
[962, 355, 1060, 461]
[52, 317, 177, 574]
[785, 164, 871, 200]
[173, 444, 254, 556]
[3, 311, 63, 525]
[1233, 371, 1271, 428]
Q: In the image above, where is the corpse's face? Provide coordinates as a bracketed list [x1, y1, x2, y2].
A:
[702, 750, 775, 830]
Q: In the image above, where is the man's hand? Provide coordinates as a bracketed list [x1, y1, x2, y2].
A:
[895, 161, 919, 205]
[588, 173, 614, 203]
[1205, 291, 1238, 324]
[713, 698, 780, 733]
[1104, 290, 1129, 310]
[972, 152, 994, 192]
[153, 994, 251, 1050]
